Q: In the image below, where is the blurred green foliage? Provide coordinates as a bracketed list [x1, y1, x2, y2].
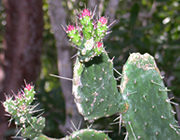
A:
[0, 0, 179, 139]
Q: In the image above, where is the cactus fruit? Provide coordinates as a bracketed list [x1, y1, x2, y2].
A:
[73, 51, 126, 120]
[120, 53, 180, 139]
[3, 84, 45, 139]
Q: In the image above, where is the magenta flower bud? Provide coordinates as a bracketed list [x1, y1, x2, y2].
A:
[67, 25, 75, 32]
[97, 42, 103, 48]
[99, 17, 107, 25]
[25, 84, 32, 91]
[82, 9, 91, 17]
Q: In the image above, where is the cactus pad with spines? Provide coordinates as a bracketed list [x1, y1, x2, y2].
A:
[73, 51, 126, 120]
[69, 129, 111, 140]
[21, 116, 45, 139]
[120, 53, 180, 139]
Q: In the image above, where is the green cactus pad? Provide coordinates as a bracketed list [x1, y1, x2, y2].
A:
[73, 52, 126, 120]
[69, 129, 111, 140]
[21, 116, 45, 139]
[120, 53, 180, 139]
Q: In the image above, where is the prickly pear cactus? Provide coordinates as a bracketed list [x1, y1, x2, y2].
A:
[73, 51, 126, 120]
[120, 53, 180, 139]
[66, 8, 127, 120]
[3, 7, 180, 140]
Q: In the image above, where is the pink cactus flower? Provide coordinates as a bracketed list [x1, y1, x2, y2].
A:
[82, 9, 91, 17]
[25, 84, 32, 91]
[97, 42, 103, 48]
[99, 17, 107, 25]
[67, 25, 75, 32]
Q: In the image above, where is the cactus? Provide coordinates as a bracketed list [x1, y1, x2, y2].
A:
[3, 84, 46, 139]
[73, 51, 126, 120]
[68, 8, 126, 120]
[70, 8, 180, 139]
[3, 8, 180, 140]
[120, 53, 180, 139]
[3, 82, 110, 140]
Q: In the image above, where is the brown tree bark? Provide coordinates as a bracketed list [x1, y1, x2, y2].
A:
[0, 0, 43, 138]
[88, 0, 98, 10]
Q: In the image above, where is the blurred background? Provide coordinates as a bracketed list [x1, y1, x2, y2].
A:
[0, 0, 180, 139]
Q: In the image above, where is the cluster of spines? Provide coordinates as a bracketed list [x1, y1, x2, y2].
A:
[3, 84, 45, 139]
[66, 9, 109, 62]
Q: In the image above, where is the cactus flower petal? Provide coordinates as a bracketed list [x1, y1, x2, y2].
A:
[25, 84, 32, 91]
[82, 9, 91, 17]
[99, 17, 107, 25]
[97, 42, 103, 48]
[67, 25, 75, 32]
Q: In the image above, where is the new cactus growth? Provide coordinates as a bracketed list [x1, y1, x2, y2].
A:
[3, 84, 45, 139]
[66, 9, 108, 62]
[3, 8, 180, 140]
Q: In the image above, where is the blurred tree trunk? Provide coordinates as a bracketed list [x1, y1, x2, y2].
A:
[0, 0, 43, 138]
[105, 0, 120, 22]
[88, 0, 98, 10]
[47, 0, 83, 135]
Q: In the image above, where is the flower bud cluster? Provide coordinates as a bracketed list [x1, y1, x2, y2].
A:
[3, 84, 45, 139]
[66, 9, 109, 62]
